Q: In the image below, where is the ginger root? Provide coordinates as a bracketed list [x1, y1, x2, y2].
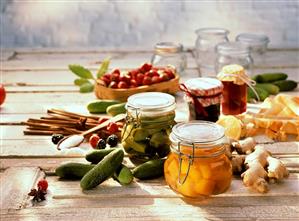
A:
[239, 145, 289, 193]
[232, 137, 256, 154]
[231, 155, 245, 174]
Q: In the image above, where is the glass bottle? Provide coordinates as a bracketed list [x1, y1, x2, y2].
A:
[164, 121, 232, 198]
[195, 28, 229, 76]
[215, 42, 253, 76]
[121, 92, 176, 161]
[151, 42, 187, 74]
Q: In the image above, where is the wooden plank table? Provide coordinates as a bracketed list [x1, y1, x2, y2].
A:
[1, 48, 299, 221]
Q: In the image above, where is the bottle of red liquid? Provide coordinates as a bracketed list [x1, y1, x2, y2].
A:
[217, 64, 248, 115]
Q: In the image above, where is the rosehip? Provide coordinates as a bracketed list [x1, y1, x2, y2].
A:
[152, 76, 161, 84]
[119, 75, 131, 84]
[118, 81, 129, 89]
[151, 70, 159, 77]
[107, 122, 119, 134]
[89, 134, 100, 148]
[108, 81, 118, 88]
[136, 73, 144, 85]
[140, 63, 152, 72]
[143, 76, 152, 85]
[165, 70, 175, 79]
[112, 69, 120, 75]
[37, 179, 48, 192]
[111, 73, 120, 82]
[159, 74, 169, 82]
[145, 71, 153, 78]
[130, 79, 138, 87]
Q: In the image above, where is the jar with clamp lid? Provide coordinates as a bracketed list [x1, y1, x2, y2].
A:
[121, 92, 176, 160]
[164, 121, 232, 198]
[151, 42, 187, 74]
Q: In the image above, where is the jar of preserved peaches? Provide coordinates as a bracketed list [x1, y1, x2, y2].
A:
[164, 121, 232, 198]
[217, 64, 255, 115]
[121, 92, 176, 161]
[180, 78, 223, 122]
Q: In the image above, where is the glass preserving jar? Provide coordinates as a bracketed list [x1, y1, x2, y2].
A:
[215, 42, 253, 76]
[195, 28, 229, 76]
[180, 78, 223, 122]
[121, 92, 176, 160]
[217, 64, 255, 115]
[151, 42, 187, 74]
[164, 121, 232, 198]
[236, 33, 270, 65]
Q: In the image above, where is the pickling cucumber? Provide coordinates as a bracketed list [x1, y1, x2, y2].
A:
[85, 148, 117, 164]
[113, 164, 133, 185]
[247, 86, 269, 101]
[106, 102, 126, 116]
[253, 73, 288, 83]
[80, 149, 124, 190]
[55, 163, 94, 179]
[273, 80, 298, 91]
[132, 159, 165, 180]
[255, 83, 280, 95]
[87, 100, 120, 113]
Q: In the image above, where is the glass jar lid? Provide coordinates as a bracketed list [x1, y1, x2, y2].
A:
[154, 42, 183, 54]
[127, 92, 175, 112]
[170, 121, 225, 147]
[216, 42, 250, 55]
[236, 33, 270, 47]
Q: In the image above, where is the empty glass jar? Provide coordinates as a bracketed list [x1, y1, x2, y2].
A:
[151, 42, 187, 74]
[236, 33, 269, 64]
[195, 28, 229, 76]
[215, 42, 253, 76]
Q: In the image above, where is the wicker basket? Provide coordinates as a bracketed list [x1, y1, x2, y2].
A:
[95, 76, 180, 102]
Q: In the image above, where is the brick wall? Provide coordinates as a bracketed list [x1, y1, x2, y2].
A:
[1, 0, 298, 48]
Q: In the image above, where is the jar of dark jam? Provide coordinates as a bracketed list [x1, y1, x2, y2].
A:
[180, 78, 223, 122]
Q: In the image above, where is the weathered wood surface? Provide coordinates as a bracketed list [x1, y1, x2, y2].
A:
[0, 48, 298, 220]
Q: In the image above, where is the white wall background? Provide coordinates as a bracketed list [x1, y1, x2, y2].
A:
[1, 0, 298, 48]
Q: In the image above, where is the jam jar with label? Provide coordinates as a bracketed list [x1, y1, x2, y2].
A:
[164, 121, 232, 198]
[180, 78, 223, 122]
[121, 92, 176, 160]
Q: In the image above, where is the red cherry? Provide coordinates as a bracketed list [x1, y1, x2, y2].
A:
[152, 76, 161, 84]
[37, 179, 48, 191]
[0, 84, 6, 105]
[108, 81, 118, 88]
[143, 76, 152, 85]
[136, 73, 144, 85]
[118, 81, 129, 89]
[89, 134, 100, 148]
[107, 122, 119, 134]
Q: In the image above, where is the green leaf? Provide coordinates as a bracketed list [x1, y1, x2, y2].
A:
[79, 83, 94, 93]
[97, 57, 110, 79]
[74, 78, 91, 86]
[69, 64, 94, 79]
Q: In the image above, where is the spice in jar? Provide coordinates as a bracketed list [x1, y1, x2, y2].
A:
[121, 92, 176, 160]
[217, 64, 254, 115]
[164, 121, 232, 198]
[180, 78, 223, 122]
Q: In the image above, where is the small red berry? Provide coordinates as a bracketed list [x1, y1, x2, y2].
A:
[145, 71, 153, 78]
[107, 122, 119, 134]
[112, 69, 120, 75]
[165, 70, 175, 79]
[37, 179, 48, 192]
[0, 84, 6, 105]
[111, 73, 120, 82]
[136, 73, 144, 85]
[152, 76, 161, 84]
[118, 81, 129, 89]
[140, 63, 152, 72]
[159, 74, 169, 82]
[130, 79, 138, 87]
[108, 81, 118, 88]
[89, 134, 100, 148]
[142, 76, 152, 85]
